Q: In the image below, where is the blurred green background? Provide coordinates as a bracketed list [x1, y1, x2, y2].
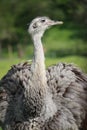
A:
[0, 0, 87, 79]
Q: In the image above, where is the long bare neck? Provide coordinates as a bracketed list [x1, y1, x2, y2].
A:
[23, 33, 47, 118]
[24, 33, 57, 119]
[31, 33, 46, 85]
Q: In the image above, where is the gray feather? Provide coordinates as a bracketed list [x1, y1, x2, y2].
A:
[0, 62, 87, 130]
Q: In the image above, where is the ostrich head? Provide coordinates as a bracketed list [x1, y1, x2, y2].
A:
[28, 16, 63, 38]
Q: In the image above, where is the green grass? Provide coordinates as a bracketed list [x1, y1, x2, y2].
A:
[0, 56, 87, 79]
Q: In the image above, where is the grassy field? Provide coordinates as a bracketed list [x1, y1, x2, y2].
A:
[0, 55, 87, 79]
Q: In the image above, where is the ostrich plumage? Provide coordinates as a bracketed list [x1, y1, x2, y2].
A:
[0, 16, 87, 130]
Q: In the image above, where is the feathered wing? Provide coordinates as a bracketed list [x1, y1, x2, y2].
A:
[0, 62, 32, 129]
[46, 63, 87, 130]
[0, 62, 87, 130]
[0, 81, 8, 128]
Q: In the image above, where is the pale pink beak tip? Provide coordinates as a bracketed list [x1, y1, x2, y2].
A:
[48, 20, 63, 26]
[54, 21, 63, 25]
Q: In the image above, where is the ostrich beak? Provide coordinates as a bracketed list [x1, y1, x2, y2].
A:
[47, 20, 63, 26]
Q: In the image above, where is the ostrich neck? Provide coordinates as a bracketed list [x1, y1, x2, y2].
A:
[31, 34, 46, 85]
[24, 33, 57, 119]
[24, 33, 47, 118]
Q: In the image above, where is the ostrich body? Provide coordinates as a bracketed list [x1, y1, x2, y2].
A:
[0, 16, 87, 130]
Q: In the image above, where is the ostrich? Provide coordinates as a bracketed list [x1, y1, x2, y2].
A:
[0, 16, 87, 130]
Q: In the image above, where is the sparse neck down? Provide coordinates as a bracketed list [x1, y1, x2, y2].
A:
[31, 33, 47, 85]
[26, 32, 57, 119]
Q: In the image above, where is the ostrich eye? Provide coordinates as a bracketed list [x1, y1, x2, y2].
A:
[41, 19, 45, 23]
